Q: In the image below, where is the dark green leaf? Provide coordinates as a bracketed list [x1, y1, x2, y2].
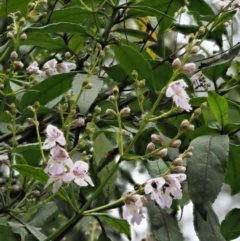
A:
[207, 91, 228, 128]
[103, 65, 127, 83]
[147, 197, 184, 241]
[0, 224, 19, 241]
[97, 232, 112, 241]
[24, 223, 47, 241]
[224, 123, 240, 135]
[221, 208, 240, 240]
[112, 44, 155, 90]
[213, 10, 237, 29]
[0, 0, 29, 16]
[20, 73, 76, 108]
[95, 214, 131, 240]
[225, 144, 240, 195]
[187, 135, 229, 219]
[194, 206, 225, 241]
[146, 158, 168, 178]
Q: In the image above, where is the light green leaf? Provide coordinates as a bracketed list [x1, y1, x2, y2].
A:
[187, 135, 229, 219]
[146, 158, 168, 178]
[207, 91, 228, 128]
[0, 224, 19, 241]
[72, 74, 103, 114]
[24, 224, 47, 241]
[8, 222, 28, 241]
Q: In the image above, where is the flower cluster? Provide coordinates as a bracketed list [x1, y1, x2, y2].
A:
[166, 79, 192, 112]
[26, 58, 76, 81]
[212, 0, 240, 7]
[42, 124, 94, 193]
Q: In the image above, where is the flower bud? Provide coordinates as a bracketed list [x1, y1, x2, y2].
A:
[85, 83, 93, 89]
[172, 58, 182, 70]
[171, 139, 181, 148]
[10, 51, 18, 60]
[33, 101, 40, 109]
[132, 70, 138, 79]
[27, 118, 35, 124]
[155, 148, 168, 157]
[180, 119, 190, 130]
[120, 107, 131, 114]
[188, 124, 195, 131]
[172, 157, 183, 166]
[180, 63, 196, 74]
[108, 95, 116, 102]
[184, 152, 193, 158]
[113, 85, 119, 96]
[95, 115, 100, 122]
[200, 102, 207, 109]
[139, 79, 145, 88]
[7, 31, 14, 39]
[20, 32, 27, 40]
[27, 106, 35, 112]
[190, 46, 200, 54]
[151, 134, 164, 143]
[198, 26, 205, 35]
[193, 108, 201, 118]
[65, 52, 71, 59]
[187, 146, 194, 152]
[173, 166, 186, 173]
[188, 33, 195, 42]
[106, 109, 116, 115]
[71, 117, 85, 127]
[13, 61, 24, 69]
[146, 142, 155, 153]
[94, 105, 101, 114]
[7, 124, 13, 131]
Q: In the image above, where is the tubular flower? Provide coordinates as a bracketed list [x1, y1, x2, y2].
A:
[123, 194, 147, 225]
[144, 174, 186, 209]
[45, 146, 74, 175]
[42, 124, 66, 149]
[166, 79, 192, 112]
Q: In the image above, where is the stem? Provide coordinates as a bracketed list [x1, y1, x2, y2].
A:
[70, 183, 79, 212]
[114, 101, 123, 156]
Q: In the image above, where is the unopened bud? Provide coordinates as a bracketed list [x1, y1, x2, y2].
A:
[65, 52, 71, 59]
[180, 119, 190, 130]
[193, 108, 201, 118]
[27, 106, 35, 112]
[4, 110, 12, 117]
[95, 115, 100, 122]
[106, 109, 116, 115]
[184, 152, 193, 158]
[151, 134, 164, 143]
[94, 106, 101, 114]
[188, 124, 195, 131]
[85, 83, 93, 89]
[7, 31, 14, 39]
[200, 102, 207, 109]
[84, 61, 90, 68]
[139, 79, 145, 88]
[33, 101, 40, 109]
[13, 61, 24, 69]
[171, 139, 181, 148]
[113, 85, 119, 96]
[132, 70, 138, 79]
[172, 157, 183, 166]
[20, 32, 27, 40]
[188, 33, 195, 42]
[173, 166, 186, 173]
[108, 95, 116, 102]
[198, 26, 205, 35]
[190, 46, 200, 54]
[19, 17, 26, 26]
[10, 51, 18, 59]
[180, 63, 196, 74]
[7, 124, 13, 131]
[96, 43, 102, 50]
[172, 58, 182, 70]
[146, 142, 155, 153]
[155, 148, 168, 157]
[27, 118, 35, 124]
[71, 117, 85, 127]
[187, 146, 194, 152]
[120, 107, 131, 114]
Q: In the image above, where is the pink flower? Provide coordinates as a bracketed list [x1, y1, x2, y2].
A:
[26, 61, 40, 74]
[45, 146, 74, 175]
[144, 174, 186, 209]
[43, 59, 58, 76]
[123, 194, 146, 225]
[57, 62, 76, 73]
[166, 79, 192, 112]
[42, 124, 66, 149]
[71, 161, 94, 187]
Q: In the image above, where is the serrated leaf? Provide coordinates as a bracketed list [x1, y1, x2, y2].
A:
[187, 135, 229, 219]
[194, 206, 225, 241]
[207, 91, 228, 128]
[0, 224, 19, 241]
[112, 44, 155, 90]
[221, 208, 240, 240]
[29, 202, 58, 227]
[94, 214, 131, 240]
[225, 144, 240, 195]
[146, 158, 168, 178]
[146, 198, 184, 241]
[72, 74, 103, 114]
[20, 72, 76, 108]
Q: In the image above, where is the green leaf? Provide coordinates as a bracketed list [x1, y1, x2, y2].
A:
[72, 74, 103, 114]
[207, 91, 228, 128]
[224, 123, 240, 135]
[225, 144, 240, 195]
[221, 208, 240, 240]
[26, 22, 90, 36]
[0, 0, 29, 16]
[24, 223, 47, 241]
[187, 135, 229, 219]
[146, 158, 168, 178]
[97, 232, 112, 241]
[112, 44, 155, 90]
[29, 202, 58, 227]
[20, 72, 76, 108]
[213, 10, 237, 29]
[94, 214, 131, 240]
[15, 143, 40, 153]
[0, 224, 19, 241]
[147, 197, 184, 241]
[194, 206, 225, 241]
[8, 222, 28, 241]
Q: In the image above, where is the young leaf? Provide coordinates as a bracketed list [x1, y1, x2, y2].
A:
[20, 72, 76, 108]
[194, 206, 225, 241]
[0, 224, 19, 241]
[146, 198, 184, 241]
[72, 74, 103, 114]
[225, 144, 240, 195]
[112, 44, 155, 90]
[187, 135, 229, 219]
[94, 214, 131, 240]
[207, 91, 228, 128]
[221, 208, 240, 240]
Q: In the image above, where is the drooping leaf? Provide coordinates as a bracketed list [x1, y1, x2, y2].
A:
[221, 208, 240, 240]
[94, 214, 131, 240]
[147, 198, 184, 241]
[187, 135, 229, 219]
[0, 224, 19, 241]
[194, 206, 225, 241]
[207, 91, 228, 128]
[72, 74, 104, 114]
[225, 144, 240, 195]
[20, 72, 76, 108]
[112, 44, 155, 90]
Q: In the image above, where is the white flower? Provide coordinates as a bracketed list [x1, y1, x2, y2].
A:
[57, 62, 76, 73]
[43, 59, 59, 76]
[144, 174, 186, 209]
[45, 146, 74, 175]
[123, 194, 146, 225]
[44, 171, 73, 193]
[166, 79, 192, 112]
[71, 161, 94, 187]
[42, 124, 66, 149]
[212, 0, 230, 6]
[26, 61, 40, 74]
